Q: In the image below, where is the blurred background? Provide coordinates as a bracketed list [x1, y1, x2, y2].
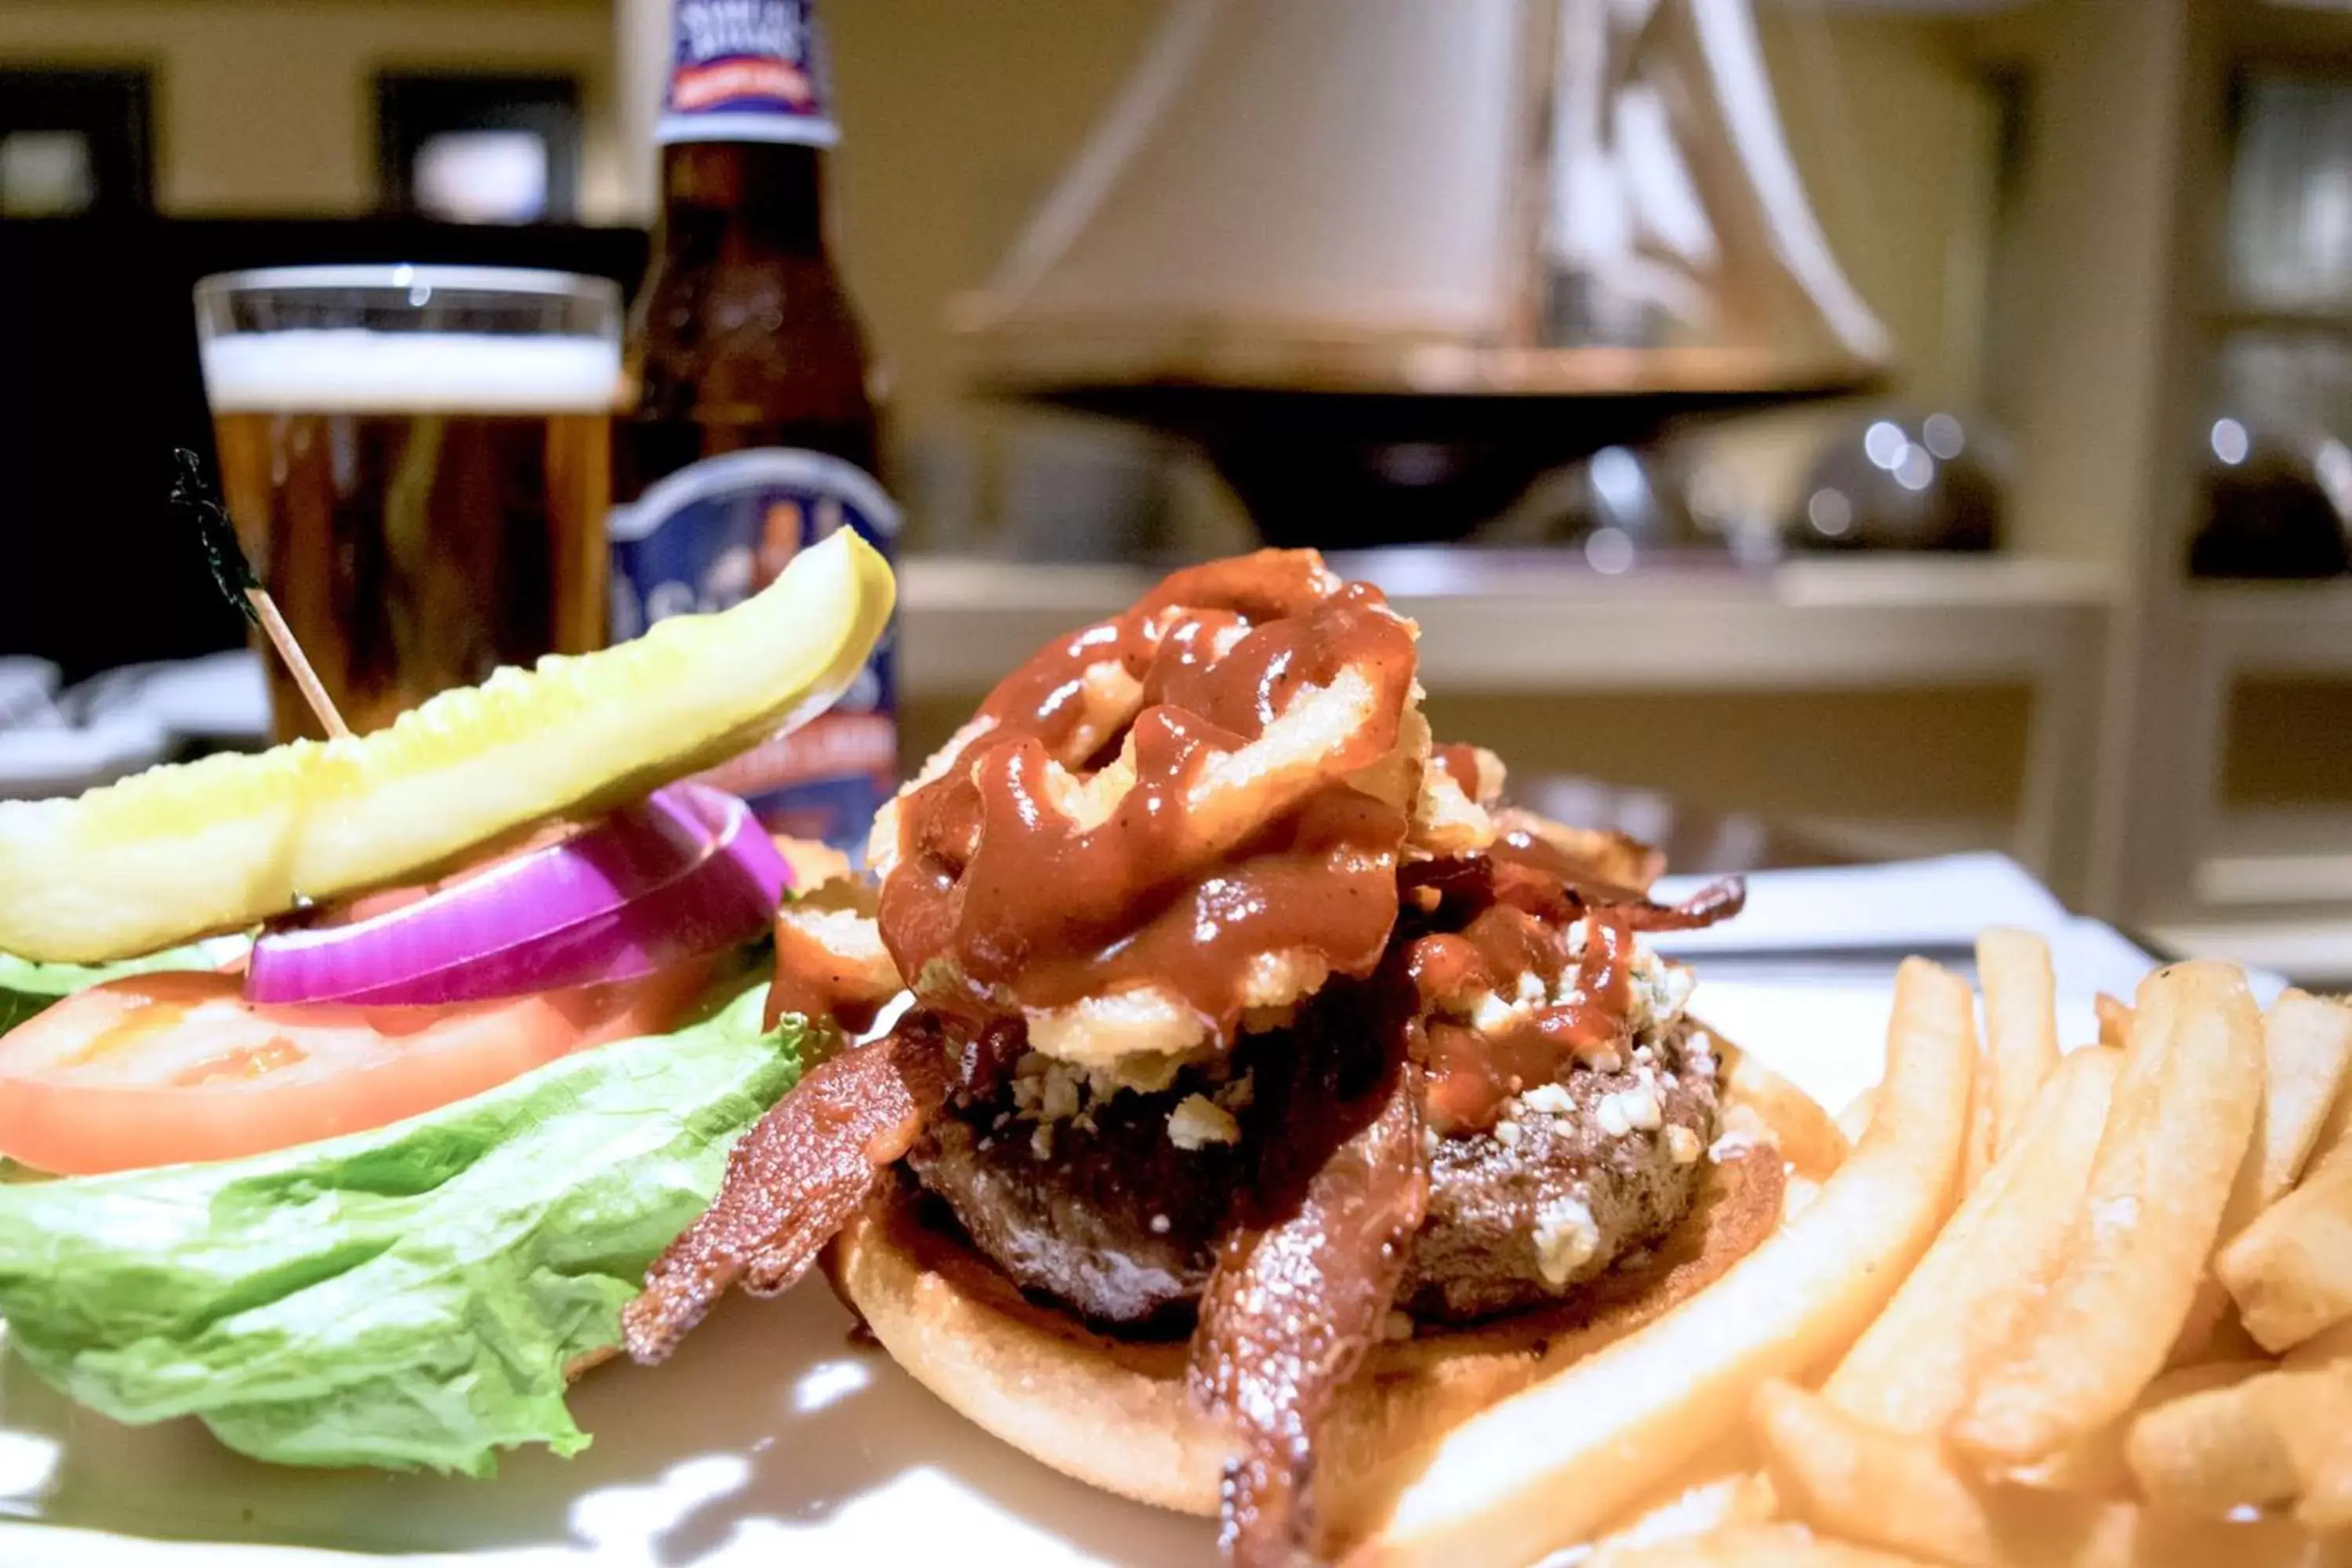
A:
[2, 0, 2350, 981]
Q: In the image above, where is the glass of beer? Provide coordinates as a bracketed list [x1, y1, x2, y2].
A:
[194, 266, 622, 741]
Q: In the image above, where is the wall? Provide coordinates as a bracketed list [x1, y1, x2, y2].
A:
[829, 3, 2008, 537]
[845, 2, 2011, 557]
[1972, 0, 2199, 572]
[0, 0, 2045, 856]
[1, 0, 2000, 481]
[0, 0, 622, 219]
[821, 0, 1202, 555]
[822, 0, 1164, 441]
[1697, 9, 2003, 527]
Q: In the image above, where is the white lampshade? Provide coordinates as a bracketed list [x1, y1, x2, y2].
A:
[960, 0, 1890, 402]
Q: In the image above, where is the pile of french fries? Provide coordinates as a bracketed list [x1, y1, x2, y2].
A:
[1352, 932, 2352, 1568]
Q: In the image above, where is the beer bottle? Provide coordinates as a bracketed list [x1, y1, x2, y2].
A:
[612, 0, 895, 851]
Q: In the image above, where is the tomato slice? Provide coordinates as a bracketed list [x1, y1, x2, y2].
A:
[0, 958, 713, 1175]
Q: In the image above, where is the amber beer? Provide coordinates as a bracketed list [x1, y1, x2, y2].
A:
[195, 267, 622, 741]
[611, 0, 897, 851]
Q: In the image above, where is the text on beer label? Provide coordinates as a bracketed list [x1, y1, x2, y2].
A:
[659, 0, 837, 147]
[677, 0, 804, 64]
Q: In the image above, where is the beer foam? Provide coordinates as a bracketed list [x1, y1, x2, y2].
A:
[201, 330, 622, 413]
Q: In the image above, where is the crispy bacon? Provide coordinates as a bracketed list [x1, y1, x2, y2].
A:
[623, 1019, 949, 1363]
[1189, 1036, 1428, 1567]
[1617, 875, 1746, 932]
[1403, 849, 1744, 938]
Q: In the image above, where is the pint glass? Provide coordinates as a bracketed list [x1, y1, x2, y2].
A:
[194, 266, 622, 741]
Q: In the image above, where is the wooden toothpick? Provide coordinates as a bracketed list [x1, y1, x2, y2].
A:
[172, 450, 352, 742]
[243, 588, 352, 742]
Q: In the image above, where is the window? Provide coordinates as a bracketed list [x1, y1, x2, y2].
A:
[0, 68, 153, 217]
[376, 73, 582, 225]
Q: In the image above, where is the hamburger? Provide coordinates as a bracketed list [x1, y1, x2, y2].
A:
[624, 549, 1824, 1564]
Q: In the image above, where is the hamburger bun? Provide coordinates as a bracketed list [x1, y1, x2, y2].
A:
[822, 1036, 1838, 1547]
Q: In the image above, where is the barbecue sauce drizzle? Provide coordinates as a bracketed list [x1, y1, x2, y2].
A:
[877, 544, 1745, 1123]
[1394, 846, 1745, 1134]
[877, 550, 1418, 1040]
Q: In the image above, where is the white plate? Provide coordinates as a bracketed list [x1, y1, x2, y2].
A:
[0, 978, 1908, 1568]
[14, 829, 2209, 1568]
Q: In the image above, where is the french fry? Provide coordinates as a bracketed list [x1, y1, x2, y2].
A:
[1823, 1047, 2120, 1436]
[2173, 990, 2352, 1365]
[2218, 1141, 2352, 1352]
[2122, 1363, 2347, 1514]
[2286, 1324, 2352, 1530]
[1589, 1522, 1934, 1568]
[2254, 991, 2352, 1203]
[2169, 1281, 2272, 1371]
[2301, 1420, 2352, 1531]
[1583, 1428, 1770, 1545]
[2189, 1309, 2273, 1367]
[1586, 1469, 1779, 1559]
[1952, 963, 2264, 1465]
[1346, 959, 1976, 1568]
[2011, 1359, 2269, 1498]
[1962, 1029, 1997, 1194]
[1753, 1379, 2002, 1564]
[1838, 1086, 1880, 1149]
[1784, 1175, 1824, 1221]
[2285, 1316, 2352, 1363]
[1977, 927, 2060, 1160]
[2317, 1040, 2352, 1166]
[2018, 1498, 2342, 1568]
[1755, 1379, 2347, 1568]
[1725, 1044, 1850, 1182]
[2095, 992, 2134, 1051]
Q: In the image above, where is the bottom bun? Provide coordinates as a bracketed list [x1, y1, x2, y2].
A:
[822, 1037, 1831, 1544]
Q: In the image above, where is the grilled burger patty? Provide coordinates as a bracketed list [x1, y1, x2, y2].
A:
[906, 1067, 1244, 1330]
[905, 1017, 1721, 1330]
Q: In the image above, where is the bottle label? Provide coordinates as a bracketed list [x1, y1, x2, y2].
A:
[658, 0, 838, 147]
[610, 448, 897, 851]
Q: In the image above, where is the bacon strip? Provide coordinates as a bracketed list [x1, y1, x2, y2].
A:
[1189, 1054, 1428, 1567]
[1405, 851, 1744, 937]
[1613, 875, 1746, 932]
[623, 1020, 948, 1363]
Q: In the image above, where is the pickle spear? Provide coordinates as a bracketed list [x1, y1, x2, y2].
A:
[0, 530, 895, 964]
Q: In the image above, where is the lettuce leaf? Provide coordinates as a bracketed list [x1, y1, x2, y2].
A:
[0, 981, 800, 1475]
[0, 935, 250, 1034]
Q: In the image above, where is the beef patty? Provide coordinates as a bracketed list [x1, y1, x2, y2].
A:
[906, 1072, 1245, 1329]
[906, 1018, 1720, 1329]
[1403, 1019, 1718, 1319]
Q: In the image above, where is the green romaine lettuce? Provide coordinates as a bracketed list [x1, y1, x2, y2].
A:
[0, 980, 800, 1475]
[0, 935, 251, 1034]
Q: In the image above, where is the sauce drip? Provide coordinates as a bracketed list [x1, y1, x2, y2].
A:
[1404, 906, 1640, 1132]
[1394, 851, 1741, 1132]
[877, 550, 1420, 1040]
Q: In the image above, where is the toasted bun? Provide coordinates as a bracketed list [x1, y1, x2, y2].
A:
[822, 1035, 1836, 1543]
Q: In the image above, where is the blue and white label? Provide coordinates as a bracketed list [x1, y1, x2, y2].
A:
[658, 0, 837, 147]
[611, 447, 898, 849]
